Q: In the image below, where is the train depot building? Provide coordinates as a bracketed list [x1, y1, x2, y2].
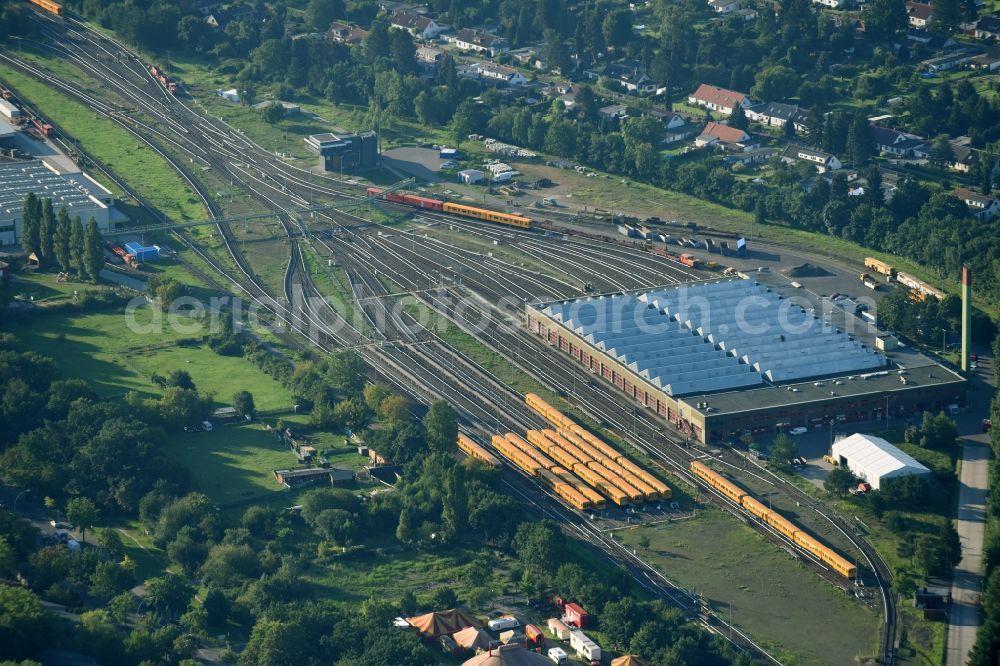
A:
[526, 278, 966, 444]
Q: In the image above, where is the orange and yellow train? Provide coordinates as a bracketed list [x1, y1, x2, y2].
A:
[689, 460, 857, 579]
[28, 0, 62, 16]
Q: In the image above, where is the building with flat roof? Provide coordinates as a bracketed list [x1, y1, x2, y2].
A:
[0, 160, 118, 247]
[831, 433, 931, 490]
[304, 131, 378, 172]
[527, 278, 965, 443]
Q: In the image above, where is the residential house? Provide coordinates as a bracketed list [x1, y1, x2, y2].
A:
[688, 83, 751, 114]
[541, 81, 579, 108]
[948, 142, 977, 172]
[585, 60, 658, 94]
[648, 108, 695, 142]
[708, 0, 740, 13]
[974, 14, 1000, 39]
[448, 28, 508, 56]
[921, 49, 981, 72]
[328, 21, 369, 45]
[953, 187, 1000, 220]
[509, 47, 546, 69]
[870, 125, 927, 157]
[781, 144, 843, 172]
[813, 0, 852, 7]
[184, 0, 223, 15]
[694, 121, 755, 149]
[907, 2, 932, 29]
[389, 10, 446, 40]
[969, 49, 1000, 71]
[416, 45, 444, 65]
[723, 146, 781, 166]
[598, 104, 628, 121]
[744, 101, 806, 130]
[204, 3, 256, 29]
[468, 62, 527, 86]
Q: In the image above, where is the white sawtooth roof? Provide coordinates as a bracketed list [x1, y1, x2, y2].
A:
[831, 433, 931, 490]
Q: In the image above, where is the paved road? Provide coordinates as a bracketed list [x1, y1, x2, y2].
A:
[946, 354, 994, 666]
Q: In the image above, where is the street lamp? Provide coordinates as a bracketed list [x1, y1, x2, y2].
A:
[12, 489, 31, 513]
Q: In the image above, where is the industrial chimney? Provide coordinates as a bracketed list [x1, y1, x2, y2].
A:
[961, 266, 971, 372]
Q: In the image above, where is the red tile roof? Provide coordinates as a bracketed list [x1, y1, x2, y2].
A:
[690, 83, 747, 109]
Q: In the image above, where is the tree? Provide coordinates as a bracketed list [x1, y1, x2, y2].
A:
[824, 466, 857, 496]
[202, 588, 230, 627]
[862, 0, 908, 41]
[920, 411, 958, 449]
[864, 166, 884, 207]
[145, 575, 194, 618]
[513, 520, 565, 577]
[750, 65, 800, 102]
[326, 351, 367, 398]
[769, 433, 799, 468]
[378, 395, 410, 423]
[0, 586, 51, 659]
[200, 543, 260, 587]
[450, 100, 478, 148]
[334, 398, 372, 432]
[602, 9, 632, 50]
[54, 208, 72, 273]
[430, 586, 457, 609]
[167, 370, 196, 390]
[21, 192, 41, 260]
[232, 390, 255, 419]
[261, 102, 285, 125]
[69, 216, 85, 276]
[305, 0, 345, 31]
[729, 106, 749, 131]
[424, 401, 457, 453]
[83, 217, 103, 282]
[40, 198, 55, 263]
[929, 135, 955, 167]
[846, 112, 874, 166]
[441, 464, 468, 540]
[66, 496, 99, 543]
[364, 383, 392, 413]
[930, 0, 962, 34]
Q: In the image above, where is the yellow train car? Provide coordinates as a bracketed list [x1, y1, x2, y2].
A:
[572, 463, 631, 506]
[525, 393, 576, 429]
[822, 550, 857, 579]
[539, 468, 593, 510]
[547, 445, 586, 472]
[28, 0, 62, 16]
[491, 435, 541, 476]
[542, 430, 594, 465]
[558, 429, 609, 463]
[553, 467, 606, 509]
[505, 433, 555, 470]
[793, 531, 828, 562]
[614, 457, 671, 500]
[442, 202, 532, 229]
[765, 511, 800, 541]
[457, 433, 502, 469]
[587, 461, 644, 503]
[566, 424, 622, 461]
[741, 496, 771, 521]
[690, 460, 747, 504]
[598, 459, 656, 501]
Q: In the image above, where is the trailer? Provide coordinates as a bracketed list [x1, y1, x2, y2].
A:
[860, 273, 879, 290]
[569, 631, 601, 662]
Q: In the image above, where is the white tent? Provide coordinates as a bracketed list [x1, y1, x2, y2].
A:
[831, 433, 931, 490]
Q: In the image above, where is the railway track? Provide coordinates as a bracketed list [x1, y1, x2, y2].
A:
[5, 10, 895, 662]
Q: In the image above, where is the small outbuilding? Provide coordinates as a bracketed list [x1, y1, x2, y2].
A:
[458, 169, 485, 184]
[830, 433, 931, 491]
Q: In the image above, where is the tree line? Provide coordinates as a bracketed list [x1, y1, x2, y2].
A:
[19, 193, 104, 282]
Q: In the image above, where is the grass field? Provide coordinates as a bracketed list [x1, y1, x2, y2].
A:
[617, 508, 881, 666]
[0, 64, 207, 224]
[163, 423, 299, 505]
[3, 307, 294, 409]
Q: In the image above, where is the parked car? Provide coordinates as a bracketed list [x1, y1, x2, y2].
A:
[50, 520, 70, 529]
[789, 426, 808, 435]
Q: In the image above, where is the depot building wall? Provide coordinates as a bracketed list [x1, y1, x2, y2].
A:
[526, 305, 965, 445]
[526, 306, 707, 442]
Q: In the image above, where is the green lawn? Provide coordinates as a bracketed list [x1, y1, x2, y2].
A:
[617, 508, 881, 666]
[0, 64, 207, 224]
[3, 307, 293, 410]
[163, 422, 299, 505]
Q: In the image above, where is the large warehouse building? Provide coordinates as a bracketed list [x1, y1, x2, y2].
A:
[526, 278, 966, 444]
[0, 160, 119, 247]
[831, 433, 931, 490]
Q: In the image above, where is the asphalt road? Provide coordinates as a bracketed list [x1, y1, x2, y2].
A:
[946, 354, 995, 666]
